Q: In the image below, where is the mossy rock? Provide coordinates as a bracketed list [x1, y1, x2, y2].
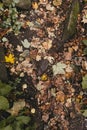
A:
[2, 0, 32, 10]
[62, 0, 80, 42]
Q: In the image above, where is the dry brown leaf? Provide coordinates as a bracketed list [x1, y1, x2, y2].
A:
[56, 91, 65, 103]
[42, 40, 52, 50]
[7, 99, 25, 116]
[42, 113, 49, 122]
[0, 28, 12, 38]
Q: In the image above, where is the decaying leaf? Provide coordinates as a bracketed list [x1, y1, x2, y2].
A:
[53, 0, 62, 7]
[82, 7, 87, 24]
[16, 45, 23, 52]
[52, 62, 66, 75]
[56, 91, 65, 103]
[21, 39, 31, 48]
[7, 99, 25, 115]
[32, 2, 38, 10]
[42, 40, 52, 50]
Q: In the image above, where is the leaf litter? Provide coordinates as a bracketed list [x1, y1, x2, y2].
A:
[1, 0, 87, 130]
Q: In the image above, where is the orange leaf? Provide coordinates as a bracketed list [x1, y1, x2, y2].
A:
[32, 2, 38, 10]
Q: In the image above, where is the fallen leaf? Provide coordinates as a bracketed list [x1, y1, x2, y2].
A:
[64, 52, 72, 61]
[53, 0, 62, 7]
[52, 62, 66, 75]
[16, 45, 23, 52]
[44, 56, 54, 64]
[32, 2, 38, 10]
[56, 91, 65, 103]
[5, 53, 15, 64]
[21, 39, 30, 48]
[46, 4, 55, 11]
[42, 113, 49, 122]
[42, 40, 52, 50]
[65, 64, 73, 73]
[41, 73, 48, 81]
[7, 99, 25, 116]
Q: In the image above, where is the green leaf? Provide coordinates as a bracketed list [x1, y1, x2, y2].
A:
[12, 122, 21, 130]
[52, 62, 66, 75]
[0, 116, 15, 128]
[0, 2, 3, 9]
[82, 40, 87, 46]
[82, 109, 87, 117]
[0, 81, 12, 96]
[16, 116, 30, 125]
[0, 119, 6, 128]
[1, 125, 13, 130]
[0, 96, 9, 110]
[84, 47, 87, 55]
[82, 74, 87, 89]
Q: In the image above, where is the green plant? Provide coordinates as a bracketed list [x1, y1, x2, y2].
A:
[0, 81, 12, 110]
[0, 114, 36, 130]
[0, 80, 36, 130]
[0, 0, 22, 34]
[82, 39, 87, 55]
[82, 74, 87, 89]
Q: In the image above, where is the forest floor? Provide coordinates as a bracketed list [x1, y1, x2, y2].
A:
[0, 0, 87, 130]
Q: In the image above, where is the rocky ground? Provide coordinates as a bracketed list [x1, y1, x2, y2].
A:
[0, 0, 87, 130]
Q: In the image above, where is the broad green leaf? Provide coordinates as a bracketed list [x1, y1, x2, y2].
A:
[0, 96, 9, 110]
[1, 125, 13, 130]
[0, 81, 12, 96]
[0, 119, 6, 128]
[84, 47, 87, 55]
[82, 74, 87, 89]
[82, 40, 87, 46]
[0, 2, 3, 8]
[0, 116, 14, 128]
[52, 62, 66, 75]
[82, 109, 87, 117]
[21, 39, 30, 48]
[16, 116, 30, 124]
[12, 122, 21, 130]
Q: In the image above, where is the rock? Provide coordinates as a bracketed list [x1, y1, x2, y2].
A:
[0, 45, 8, 82]
[62, 0, 80, 42]
[2, 0, 31, 10]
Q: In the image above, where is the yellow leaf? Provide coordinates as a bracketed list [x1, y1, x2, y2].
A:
[53, 0, 62, 7]
[41, 73, 48, 81]
[32, 2, 38, 10]
[5, 53, 15, 64]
